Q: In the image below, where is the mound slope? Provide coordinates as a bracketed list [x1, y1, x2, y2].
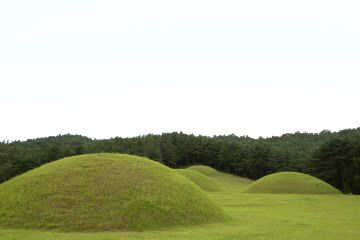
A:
[187, 165, 219, 177]
[175, 169, 222, 192]
[243, 172, 341, 194]
[0, 153, 227, 232]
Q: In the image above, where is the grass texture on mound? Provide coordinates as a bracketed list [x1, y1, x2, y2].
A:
[187, 165, 219, 177]
[243, 172, 341, 194]
[175, 169, 222, 192]
[0, 153, 227, 232]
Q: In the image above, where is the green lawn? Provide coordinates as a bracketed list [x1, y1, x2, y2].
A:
[1, 171, 359, 240]
[175, 169, 223, 192]
[243, 172, 341, 194]
[0, 154, 226, 231]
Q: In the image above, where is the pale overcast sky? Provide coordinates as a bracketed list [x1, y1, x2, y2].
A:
[1, 0, 359, 141]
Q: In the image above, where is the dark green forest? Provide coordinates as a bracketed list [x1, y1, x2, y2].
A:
[1, 128, 360, 194]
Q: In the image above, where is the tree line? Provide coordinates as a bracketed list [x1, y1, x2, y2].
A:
[1, 128, 359, 194]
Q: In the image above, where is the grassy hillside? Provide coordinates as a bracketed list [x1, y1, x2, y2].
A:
[187, 165, 219, 177]
[243, 172, 341, 194]
[0, 153, 227, 231]
[175, 169, 222, 192]
[1, 171, 359, 240]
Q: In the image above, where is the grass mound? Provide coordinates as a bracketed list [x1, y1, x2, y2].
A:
[187, 165, 219, 177]
[243, 172, 341, 194]
[0, 153, 227, 232]
[175, 169, 222, 192]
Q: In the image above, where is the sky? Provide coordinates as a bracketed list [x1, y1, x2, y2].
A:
[1, 0, 359, 141]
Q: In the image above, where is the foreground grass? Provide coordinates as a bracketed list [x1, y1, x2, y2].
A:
[1, 170, 359, 239]
[0, 154, 226, 231]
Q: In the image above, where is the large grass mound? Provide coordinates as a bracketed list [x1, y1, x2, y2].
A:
[187, 165, 219, 177]
[175, 169, 222, 192]
[243, 172, 341, 194]
[0, 153, 227, 232]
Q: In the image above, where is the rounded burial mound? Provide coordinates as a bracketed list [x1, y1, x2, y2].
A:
[243, 172, 341, 194]
[187, 165, 219, 177]
[175, 169, 222, 192]
[0, 153, 227, 232]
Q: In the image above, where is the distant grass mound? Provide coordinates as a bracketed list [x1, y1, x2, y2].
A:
[243, 172, 341, 194]
[175, 169, 222, 192]
[0, 153, 227, 232]
[187, 165, 219, 177]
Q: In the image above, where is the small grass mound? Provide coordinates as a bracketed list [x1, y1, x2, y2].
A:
[0, 153, 227, 232]
[175, 169, 223, 192]
[243, 172, 341, 194]
[187, 165, 219, 177]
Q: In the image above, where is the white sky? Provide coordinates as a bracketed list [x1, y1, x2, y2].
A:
[1, 0, 359, 141]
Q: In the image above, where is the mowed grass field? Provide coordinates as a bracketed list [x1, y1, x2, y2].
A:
[175, 169, 223, 192]
[243, 172, 341, 194]
[0, 154, 227, 232]
[1, 169, 360, 239]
